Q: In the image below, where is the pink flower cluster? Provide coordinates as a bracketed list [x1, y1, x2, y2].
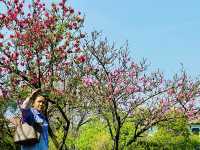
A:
[82, 76, 98, 87]
[76, 55, 87, 63]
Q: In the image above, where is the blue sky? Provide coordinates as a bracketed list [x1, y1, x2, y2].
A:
[1, 0, 200, 78]
[66, 0, 200, 78]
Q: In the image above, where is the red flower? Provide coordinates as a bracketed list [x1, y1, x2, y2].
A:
[73, 43, 79, 48]
[0, 33, 4, 39]
[11, 52, 19, 60]
[10, 34, 14, 38]
[7, 42, 12, 46]
[25, 50, 33, 59]
[0, 14, 5, 19]
[45, 12, 49, 17]
[69, 8, 74, 14]
[15, 32, 20, 38]
[0, 42, 3, 47]
[76, 55, 86, 63]
[14, 0, 18, 4]
[10, 12, 18, 20]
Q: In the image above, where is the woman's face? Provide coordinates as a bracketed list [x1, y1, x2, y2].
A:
[32, 96, 45, 112]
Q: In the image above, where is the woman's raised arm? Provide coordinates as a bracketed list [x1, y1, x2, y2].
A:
[20, 89, 41, 109]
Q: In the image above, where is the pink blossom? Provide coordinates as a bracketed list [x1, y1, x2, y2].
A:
[125, 85, 135, 94]
[160, 99, 169, 107]
[177, 92, 185, 100]
[187, 110, 196, 119]
[128, 70, 136, 77]
[0, 14, 5, 19]
[45, 12, 49, 17]
[9, 11, 18, 20]
[68, 22, 73, 30]
[76, 55, 86, 63]
[10, 34, 14, 38]
[113, 86, 120, 95]
[73, 42, 79, 48]
[25, 50, 33, 59]
[167, 88, 175, 96]
[7, 42, 13, 46]
[69, 7, 74, 14]
[3, 58, 10, 65]
[82, 76, 97, 87]
[11, 52, 19, 60]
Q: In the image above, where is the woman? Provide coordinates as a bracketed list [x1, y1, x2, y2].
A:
[20, 89, 49, 150]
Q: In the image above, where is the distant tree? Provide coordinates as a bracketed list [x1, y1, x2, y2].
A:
[80, 32, 200, 150]
[146, 112, 200, 149]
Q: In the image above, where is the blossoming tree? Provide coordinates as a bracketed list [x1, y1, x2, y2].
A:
[80, 32, 200, 150]
[0, 0, 86, 148]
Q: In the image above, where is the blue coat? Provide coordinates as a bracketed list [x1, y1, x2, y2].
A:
[21, 108, 48, 150]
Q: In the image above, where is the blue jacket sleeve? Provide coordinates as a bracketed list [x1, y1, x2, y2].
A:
[21, 108, 34, 124]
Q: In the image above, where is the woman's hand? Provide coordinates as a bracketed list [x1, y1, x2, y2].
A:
[29, 89, 41, 99]
[21, 89, 41, 109]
